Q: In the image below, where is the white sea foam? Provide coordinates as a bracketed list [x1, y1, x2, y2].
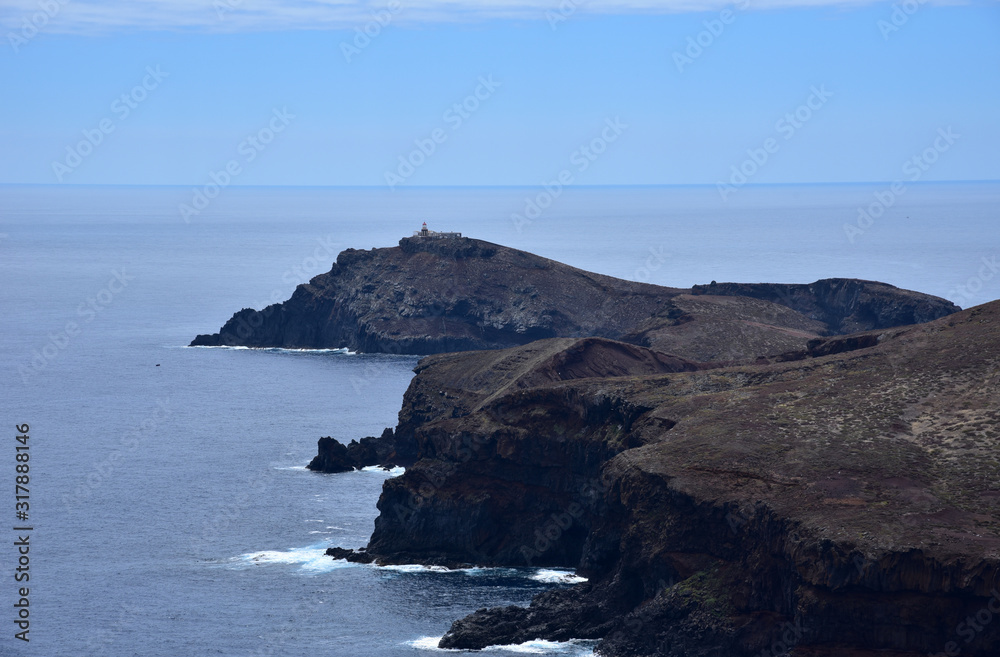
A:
[407, 636, 444, 650]
[360, 465, 406, 476]
[405, 636, 595, 654]
[184, 345, 355, 355]
[236, 544, 353, 573]
[378, 563, 456, 574]
[272, 462, 403, 477]
[486, 640, 595, 654]
[460, 566, 518, 577]
[233, 547, 590, 583]
[530, 570, 588, 585]
[376, 565, 584, 581]
[259, 347, 355, 355]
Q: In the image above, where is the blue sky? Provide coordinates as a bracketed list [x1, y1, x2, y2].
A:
[1, 1, 998, 187]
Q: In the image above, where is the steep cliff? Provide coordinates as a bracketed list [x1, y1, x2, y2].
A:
[691, 278, 958, 334]
[190, 236, 958, 360]
[351, 302, 1000, 656]
[366, 337, 702, 566]
[191, 237, 683, 354]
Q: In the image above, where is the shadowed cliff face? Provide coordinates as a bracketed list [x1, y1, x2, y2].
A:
[691, 279, 961, 335]
[365, 338, 701, 566]
[189, 237, 959, 361]
[356, 303, 1000, 656]
[191, 237, 684, 354]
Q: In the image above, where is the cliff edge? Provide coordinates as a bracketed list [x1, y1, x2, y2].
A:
[190, 236, 958, 360]
[351, 302, 1000, 656]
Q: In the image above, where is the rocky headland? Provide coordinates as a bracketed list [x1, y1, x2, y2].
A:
[191, 236, 957, 362]
[247, 235, 957, 476]
[336, 302, 1000, 656]
[196, 235, 997, 654]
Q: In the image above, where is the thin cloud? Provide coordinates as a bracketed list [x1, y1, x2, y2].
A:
[0, 0, 958, 34]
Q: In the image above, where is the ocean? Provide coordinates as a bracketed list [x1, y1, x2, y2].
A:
[1, 182, 997, 656]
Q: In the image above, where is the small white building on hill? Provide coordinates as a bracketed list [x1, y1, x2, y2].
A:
[413, 222, 461, 239]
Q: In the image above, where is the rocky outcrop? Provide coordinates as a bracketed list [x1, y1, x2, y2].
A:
[307, 437, 355, 473]
[190, 237, 959, 361]
[324, 546, 375, 564]
[364, 337, 700, 568]
[352, 303, 1000, 656]
[306, 428, 400, 473]
[691, 278, 957, 334]
[191, 236, 684, 354]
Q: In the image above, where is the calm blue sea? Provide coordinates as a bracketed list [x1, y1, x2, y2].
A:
[0, 182, 997, 656]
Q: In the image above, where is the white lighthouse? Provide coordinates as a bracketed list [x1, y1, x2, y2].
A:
[413, 223, 461, 239]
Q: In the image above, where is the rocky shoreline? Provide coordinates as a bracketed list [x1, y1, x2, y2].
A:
[194, 237, 998, 655]
[329, 306, 999, 656]
[305, 428, 404, 473]
[191, 237, 958, 362]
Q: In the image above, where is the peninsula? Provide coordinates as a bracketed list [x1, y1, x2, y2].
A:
[191, 234, 956, 362]
[349, 303, 1000, 656]
[192, 233, 999, 656]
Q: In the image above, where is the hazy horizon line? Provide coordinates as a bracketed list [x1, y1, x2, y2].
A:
[2, 180, 998, 190]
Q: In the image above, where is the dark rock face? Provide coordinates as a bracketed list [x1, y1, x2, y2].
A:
[439, 583, 614, 649]
[691, 278, 959, 334]
[190, 237, 958, 360]
[307, 437, 354, 473]
[191, 237, 685, 354]
[356, 304, 1000, 656]
[196, 236, 970, 651]
[366, 338, 698, 567]
[324, 547, 375, 564]
[306, 427, 401, 472]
